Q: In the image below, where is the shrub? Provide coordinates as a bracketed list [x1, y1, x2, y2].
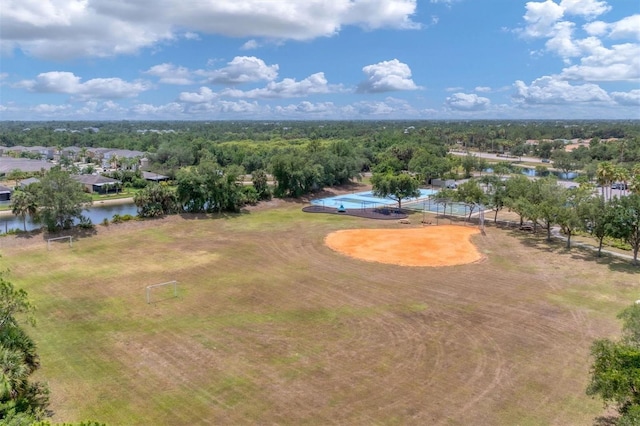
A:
[77, 216, 94, 230]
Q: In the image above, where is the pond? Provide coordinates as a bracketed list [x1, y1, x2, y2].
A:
[0, 201, 139, 234]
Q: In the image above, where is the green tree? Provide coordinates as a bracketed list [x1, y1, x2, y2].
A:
[251, 169, 271, 201]
[531, 177, 565, 241]
[453, 179, 487, 220]
[134, 183, 178, 218]
[630, 164, 640, 195]
[371, 172, 420, 209]
[479, 175, 507, 223]
[0, 275, 49, 422]
[34, 167, 92, 232]
[270, 153, 323, 198]
[587, 303, 640, 424]
[460, 154, 478, 178]
[175, 167, 207, 213]
[556, 186, 588, 248]
[408, 150, 450, 185]
[578, 196, 613, 257]
[606, 194, 640, 264]
[10, 191, 38, 232]
[551, 149, 581, 176]
[504, 175, 534, 227]
[597, 161, 616, 200]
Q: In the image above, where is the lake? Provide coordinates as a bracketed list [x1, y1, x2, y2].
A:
[0, 201, 139, 233]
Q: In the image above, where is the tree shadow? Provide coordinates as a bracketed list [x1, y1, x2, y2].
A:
[510, 230, 639, 273]
[41, 225, 98, 244]
[14, 228, 44, 240]
[592, 415, 618, 426]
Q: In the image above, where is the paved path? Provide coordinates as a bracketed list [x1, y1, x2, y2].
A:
[550, 226, 637, 263]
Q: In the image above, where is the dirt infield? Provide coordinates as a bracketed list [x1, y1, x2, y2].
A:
[325, 225, 483, 267]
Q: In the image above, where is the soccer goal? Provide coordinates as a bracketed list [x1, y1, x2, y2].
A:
[146, 280, 179, 304]
[47, 236, 73, 250]
[479, 209, 485, 234]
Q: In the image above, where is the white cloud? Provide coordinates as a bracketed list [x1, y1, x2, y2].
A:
[356, 59, 419, 93]
[610, 89, 640, 106]
[178, 87, 217, 103]
[522, 1, 565, 38]
[513, 76, 610, 104]
[241, 40, 259, 50]
[352, 97, 420, 116]
[216, 100, 262, 113]
[200, 56, 279, 85]
[131, 102, 184, 116]
[518, 2, 639, 85]
[583, 20, 608, 36]
[559, 0, 610, 20]
[220, 72, 339, 99]
[609, 14, 640, 40]
[275, 101, 337, 115]
[445, 93, 490, 111]
[144, 63, 194, 85]
[76, 100, 127, 116]
[545, 21, 580, 58]
[16, 72, 151, 100]
[560, 42, 640, 81]
[32, 103, 71, 114]
[2, 0, 418, 60]
[474, 86, 492, 93]
[582, 16, 640, 40]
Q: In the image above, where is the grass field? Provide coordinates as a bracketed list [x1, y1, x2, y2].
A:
[1, 199, 638, 425]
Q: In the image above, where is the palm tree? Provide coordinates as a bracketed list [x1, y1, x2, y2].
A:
[79, 146, 88, 163]
[596, 161, 615, 200]
[10, 191, 38, 232]
[630, 164, 640, 195]
[614, 166, 630, 195]
[0, 346, 29, 404]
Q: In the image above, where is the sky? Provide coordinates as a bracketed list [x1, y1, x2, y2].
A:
[0, 0, 639, 121]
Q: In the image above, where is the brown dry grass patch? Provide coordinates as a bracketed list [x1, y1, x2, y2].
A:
[325, 225, 483, 267]
[1, 204, 638, 425]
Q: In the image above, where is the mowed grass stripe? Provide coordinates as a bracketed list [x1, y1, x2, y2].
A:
[1, 207, 637, 424]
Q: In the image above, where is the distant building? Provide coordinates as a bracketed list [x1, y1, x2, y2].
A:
[72, 175, 121, 194]
[0, 185, 12, 202]
[142, 171, 170, 182]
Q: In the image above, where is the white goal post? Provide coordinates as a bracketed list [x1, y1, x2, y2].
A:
[146, 280, 178, 304]
[47, 236, 73, 250]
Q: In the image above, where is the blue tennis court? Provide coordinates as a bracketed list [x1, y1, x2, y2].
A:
[403, 198, 484, 217]
[311, 189, 436, 210]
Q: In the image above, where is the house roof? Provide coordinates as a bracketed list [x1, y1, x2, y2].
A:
[142, 171, 169, 181]
[19, 177, 40, 187]
[72, 175, 121, 186]
[0, 157, 54, 174]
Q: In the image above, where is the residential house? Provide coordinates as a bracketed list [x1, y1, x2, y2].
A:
[73, 175, 121, 194]
[0, 185, 11, 202]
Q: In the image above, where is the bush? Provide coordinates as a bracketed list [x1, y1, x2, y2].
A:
[77, 216, 94, 230]
[241, 186, 259, 205]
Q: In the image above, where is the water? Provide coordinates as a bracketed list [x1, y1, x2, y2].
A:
[0, 202, 138, 233]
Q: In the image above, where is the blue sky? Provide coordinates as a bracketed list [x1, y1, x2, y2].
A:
[1, 0, 638, 121]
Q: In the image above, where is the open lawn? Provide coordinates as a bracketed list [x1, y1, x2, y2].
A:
[0, 199, 638, 425]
